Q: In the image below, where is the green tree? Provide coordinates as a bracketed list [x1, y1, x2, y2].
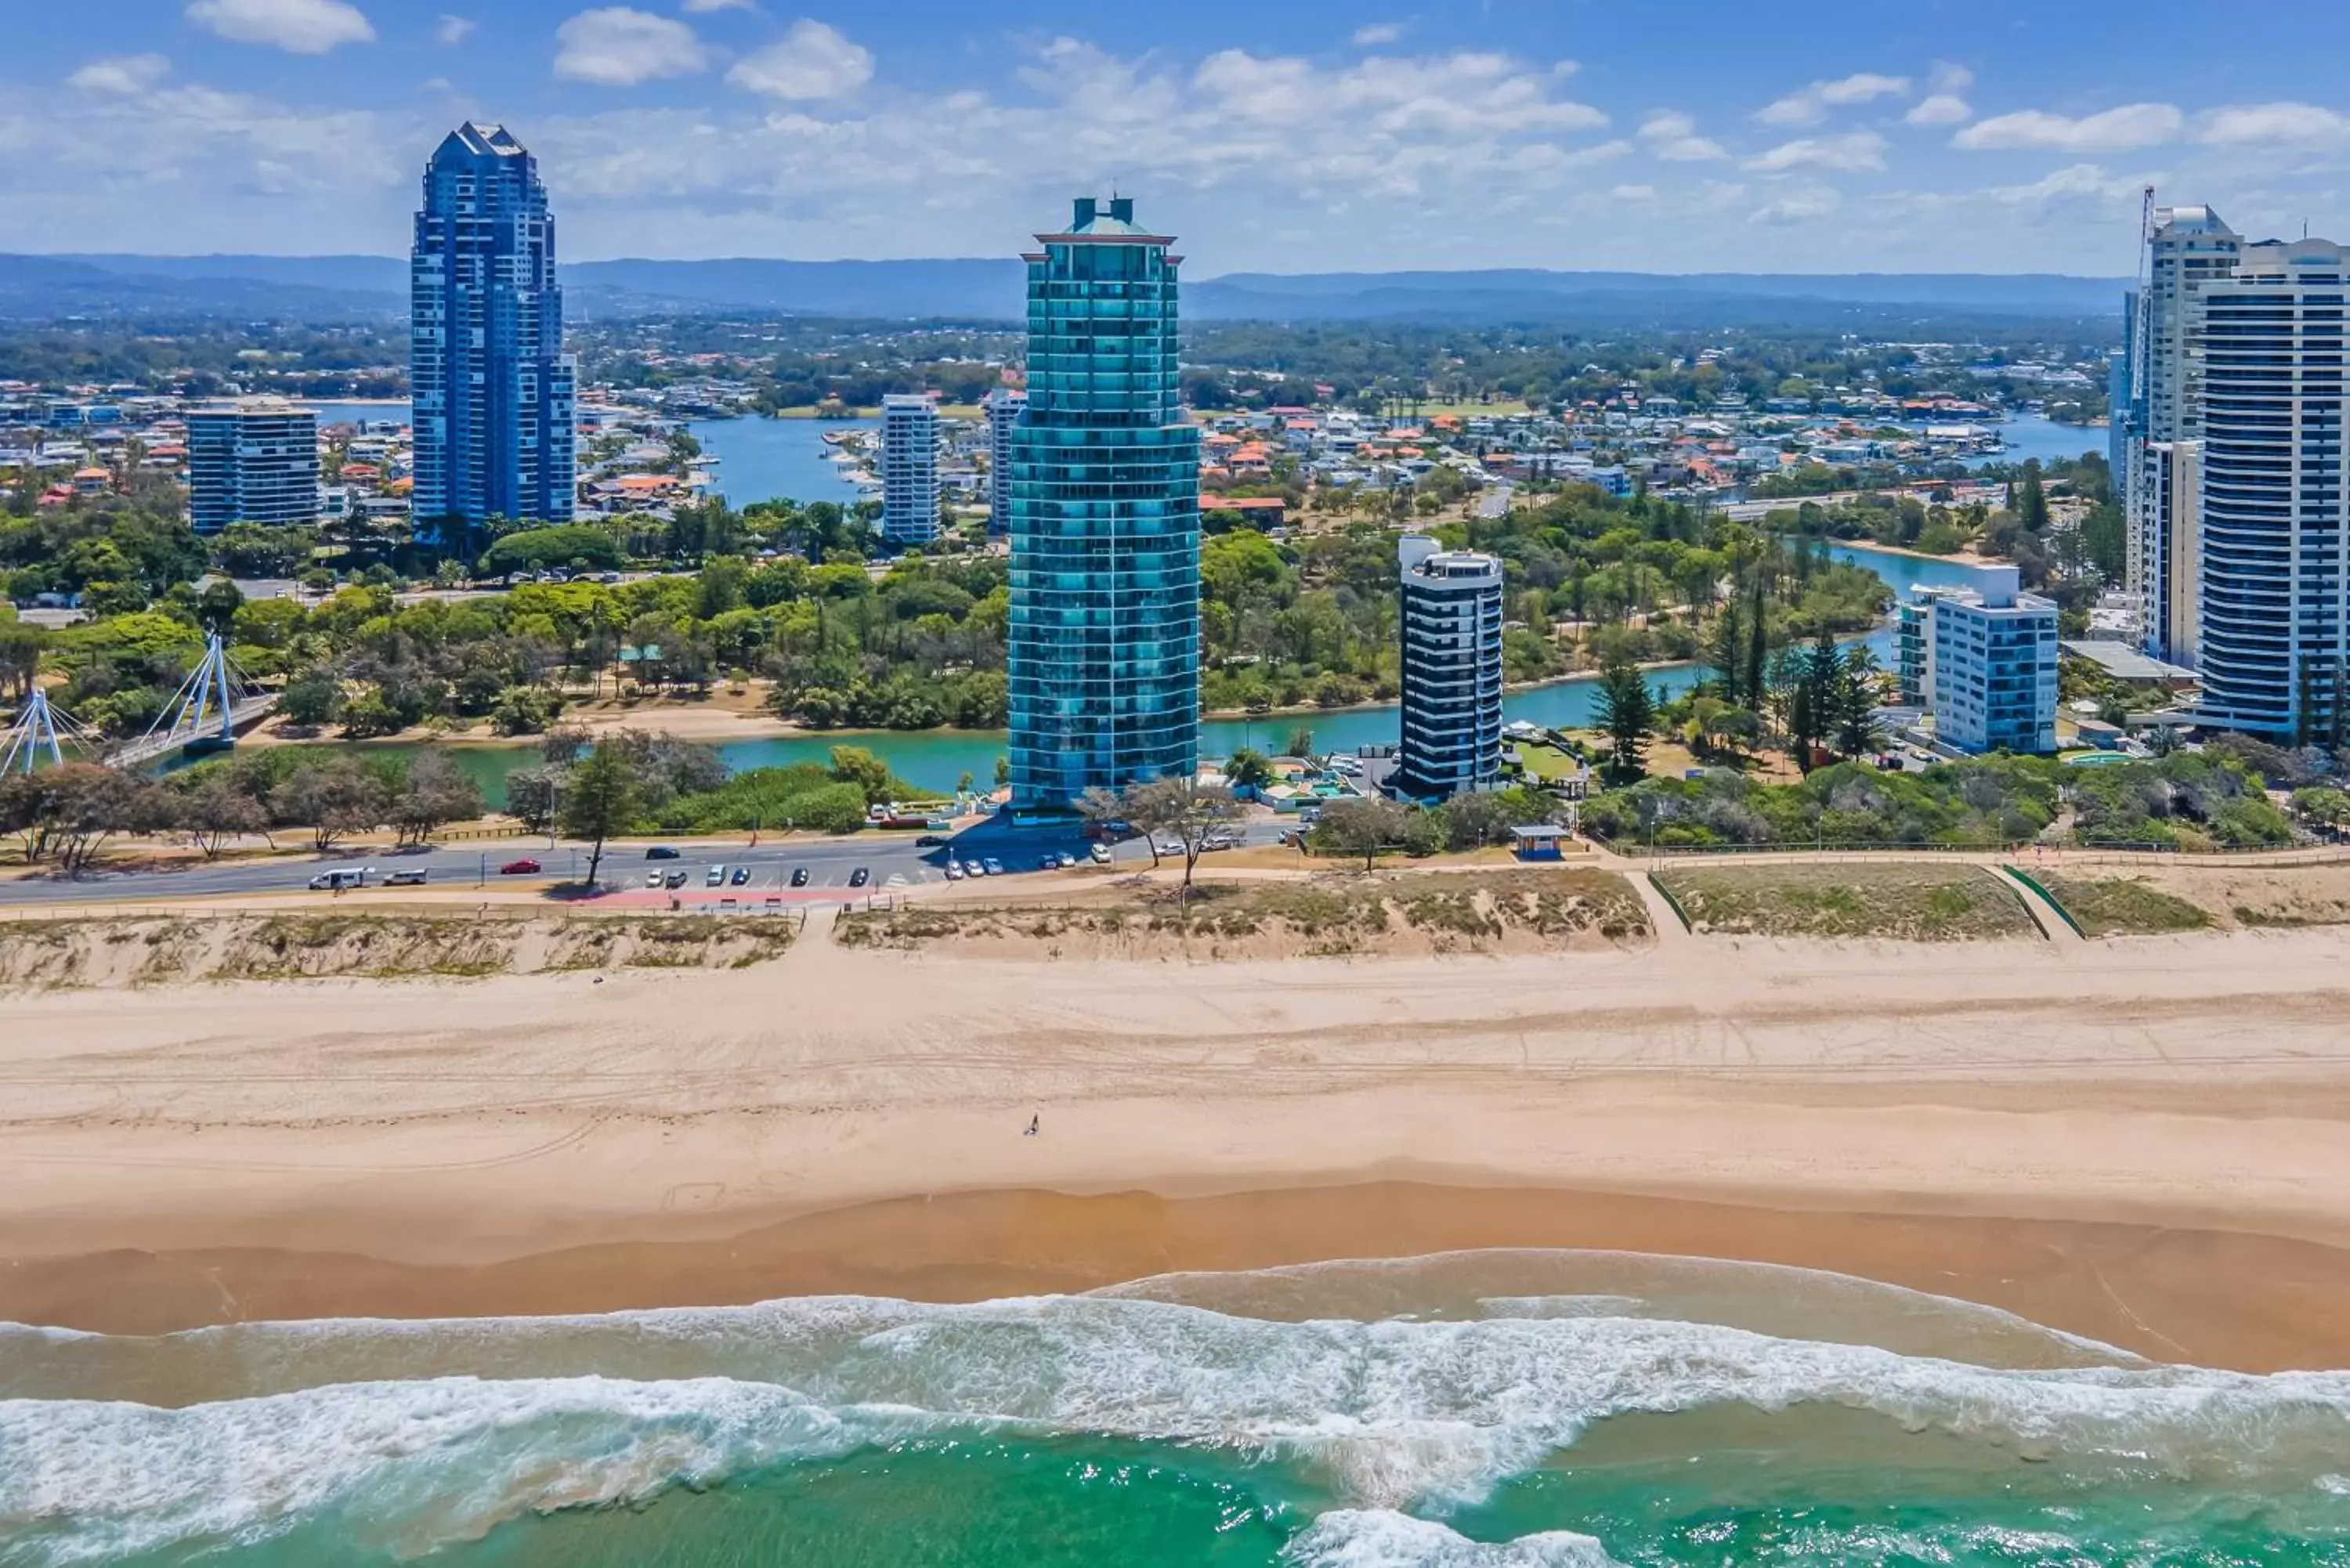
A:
[504, 764, 562, 835]
[1120, 775, 1242, 894]
[1224, 747, 1274, 790]
[1315, 796, 1409, 870]
[1594, 656, 1655, 781]
[277, 665, 345, 728]
[1831, 645, 1886, 759]
[827, 745, 895, 807]
[196, 577, 244, 635]
[389, 749, 486, 846]
[1284, 725, 1317, 761]
[2015, 460, 2050, 536]
[170, 768, 267, 858]
[270, 757, 389, 851]
[556, 743, 643, 889]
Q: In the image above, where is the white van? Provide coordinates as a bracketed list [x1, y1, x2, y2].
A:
[307, 868, 370, 891]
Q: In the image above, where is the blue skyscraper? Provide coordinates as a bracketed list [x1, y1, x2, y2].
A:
[1006, 197, 1201, 813]
[410, 122, 574, 544]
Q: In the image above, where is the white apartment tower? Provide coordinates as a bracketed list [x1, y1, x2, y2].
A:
[2190, 238, 2350, 739]
[1899, 567, 2059, 755]
[2128, 204, 2241, 659]
[983, 387, 1025, 536]
[880, 393, 942, 547]
[1395, 535, 1505, 799]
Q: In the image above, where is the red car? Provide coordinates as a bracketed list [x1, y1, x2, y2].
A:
[499, 858, 543, 875]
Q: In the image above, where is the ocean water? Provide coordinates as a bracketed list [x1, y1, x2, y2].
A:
[5, 1250, 2346, 1566]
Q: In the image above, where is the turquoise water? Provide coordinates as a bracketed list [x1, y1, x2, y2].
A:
[685, 417, 876, 506]
[5, 1251, 2345, 1566]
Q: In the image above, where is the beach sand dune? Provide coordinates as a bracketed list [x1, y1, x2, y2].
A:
[6, 926, 2350, 1366]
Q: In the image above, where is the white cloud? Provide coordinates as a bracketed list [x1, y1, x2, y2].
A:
[435, 13, 475, 45]
[683, 0, 753, 9]
[1906, 93, 1971, 127]
[1191, 48, 1605, 135]
[1885, 162, 2153, 225]
[728, 20, 874, 99]
[1353, 22, 1403, 46]
[1636, 110, 1725, 161]
[1755, 72, 1910, 127]
[1744, 130, 1887, 173]
[2196, 101, 2350, 147]
[3, 29, 2255, 272]
[1954, 103, 2182, 152]
[184, 0, 375, 53]
[554, 7, 711, 85]
[1907, 65, 1974, 128]
[67, 54, 172, 94]
[1752, 186, 1841, 224]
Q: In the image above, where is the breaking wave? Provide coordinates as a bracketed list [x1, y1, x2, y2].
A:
[5, 1255, 2348, 1565]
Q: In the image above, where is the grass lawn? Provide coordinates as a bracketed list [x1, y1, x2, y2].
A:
[1513, 742, 1589, 782]
[1654, 862, 2037, 941]
[2034, 873, 2214, 938]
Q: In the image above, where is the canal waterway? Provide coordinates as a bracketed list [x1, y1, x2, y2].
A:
[389, 543, 2009, 804]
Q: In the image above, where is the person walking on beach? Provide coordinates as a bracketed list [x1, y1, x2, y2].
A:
[1025, 1114, 1039, 1136]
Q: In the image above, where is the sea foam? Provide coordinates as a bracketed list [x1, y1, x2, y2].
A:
[1282, 1511, 1629, 1567]
[5, 1295, 2349, 1566]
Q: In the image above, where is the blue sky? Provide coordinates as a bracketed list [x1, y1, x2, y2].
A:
[8, 0, 2350, 273]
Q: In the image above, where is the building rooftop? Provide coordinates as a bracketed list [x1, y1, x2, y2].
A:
[1035, 196, 1173, 244]
[2060, 640, 2199, 682]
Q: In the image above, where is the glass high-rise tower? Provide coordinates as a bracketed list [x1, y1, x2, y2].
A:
[1007, 197, 1200, 812]
[410, 122, 575, 544]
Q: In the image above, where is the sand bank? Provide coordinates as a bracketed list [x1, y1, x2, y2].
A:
[6, 927, 2350, 1365]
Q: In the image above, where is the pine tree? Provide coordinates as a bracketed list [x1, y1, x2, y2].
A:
[1596, 656, 1656, 782]
[1744, 575, 1770, 717]
[2017, 460, 2050, 536]
[1710, 598, 1744, 705]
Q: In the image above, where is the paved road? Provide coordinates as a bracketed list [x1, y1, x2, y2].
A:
[0, 816, 1303, 908]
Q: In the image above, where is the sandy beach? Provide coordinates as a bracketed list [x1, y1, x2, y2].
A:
[9, 923, 2350, 1367]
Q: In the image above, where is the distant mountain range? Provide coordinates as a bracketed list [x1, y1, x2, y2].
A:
[0, 253, 2132, 328]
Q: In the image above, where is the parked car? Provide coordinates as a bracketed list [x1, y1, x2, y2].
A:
[705, 865, 726, 887]
[1039, 853, 1061, 870]
[848, 866, 871, 888]
[962, 858, 985, 877]
[645, 870, 665, 888]
[729, 866, 750, 886]
[944, 863, 966, 880]
[915, 834, 949, 847]
[500, 858, 542, 876]
[1090, 843, 1112, 865]
[384, 869, 428, 887]
[982, 858, 1004, 876]
[663, 869, 688, 889]
[1057, 851, 1079, 869]
[790, 866, 810, 887]
[645, 846, 680, 860]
